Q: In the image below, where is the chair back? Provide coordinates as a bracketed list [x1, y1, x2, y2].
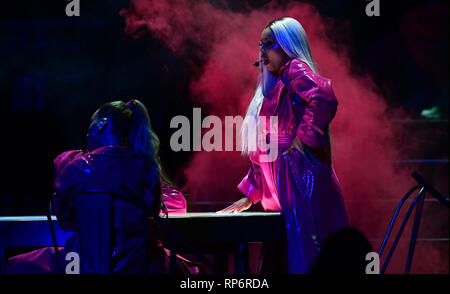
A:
[74, 192, 112, 274]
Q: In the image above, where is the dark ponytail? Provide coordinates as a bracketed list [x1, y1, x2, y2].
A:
[126, 100, 160, 187]
[95, 99, 163, 212]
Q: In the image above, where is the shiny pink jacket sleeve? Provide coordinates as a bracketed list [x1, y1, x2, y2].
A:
[237, 161, 263, 204]
[281, 59, 338, 149]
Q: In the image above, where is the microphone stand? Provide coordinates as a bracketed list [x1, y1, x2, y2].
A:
[378, 172, 449, 274]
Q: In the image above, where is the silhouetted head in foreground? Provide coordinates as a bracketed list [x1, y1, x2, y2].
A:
[309, 227, 373, 273]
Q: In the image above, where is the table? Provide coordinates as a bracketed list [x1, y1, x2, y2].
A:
[0, 212, 285, 274]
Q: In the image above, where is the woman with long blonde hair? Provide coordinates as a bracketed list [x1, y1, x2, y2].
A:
[219, 17, 348, 274]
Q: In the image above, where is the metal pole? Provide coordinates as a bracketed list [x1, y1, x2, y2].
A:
[379, 185, 421, 257]
[380, 187, 425, 274]
[405, 190, 426, 274]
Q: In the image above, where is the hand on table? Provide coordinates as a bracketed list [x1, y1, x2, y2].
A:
[216, 197, 253, 214]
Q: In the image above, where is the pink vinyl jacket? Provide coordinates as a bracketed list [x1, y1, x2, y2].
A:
[238, 59, 349, 273]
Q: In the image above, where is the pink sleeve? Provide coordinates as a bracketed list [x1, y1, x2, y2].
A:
[161, 185, 187, 215]
[237, 162, 262, 204]
[282, 59, 338, 148]
[52, 150, 85, 231]
[53, 150, 84, 190]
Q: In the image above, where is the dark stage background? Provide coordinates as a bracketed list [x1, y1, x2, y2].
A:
[0, 0, 448, 273]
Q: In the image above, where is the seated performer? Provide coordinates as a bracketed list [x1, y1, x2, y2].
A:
[7, 100, 193, 273]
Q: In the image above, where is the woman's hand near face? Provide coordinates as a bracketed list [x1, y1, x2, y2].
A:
[216, 197, 253, 214]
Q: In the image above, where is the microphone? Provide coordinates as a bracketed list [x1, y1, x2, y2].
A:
[253, 60, 263, 67]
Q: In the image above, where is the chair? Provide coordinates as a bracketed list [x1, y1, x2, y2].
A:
[49, 190, 145, 274]
[48, 188, 219, 274]
[74, 191, 113, 273]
